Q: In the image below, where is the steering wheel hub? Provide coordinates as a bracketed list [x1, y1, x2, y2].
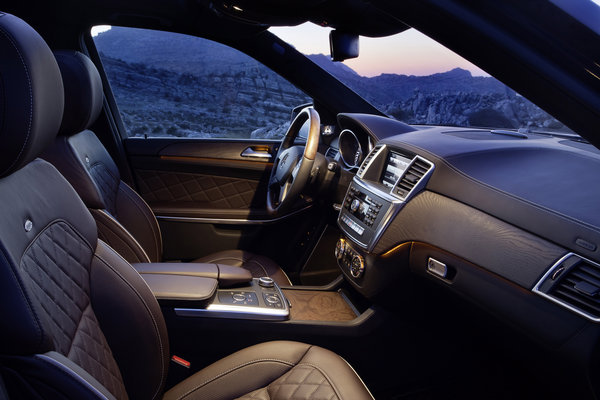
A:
[267, 107, 320, 214]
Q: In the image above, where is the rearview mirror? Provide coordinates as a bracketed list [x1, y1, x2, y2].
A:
[329, 30, 359, 62]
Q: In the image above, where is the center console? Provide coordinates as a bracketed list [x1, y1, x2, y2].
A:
[336, 144, 434, 283]
[174, 277, 290, 321]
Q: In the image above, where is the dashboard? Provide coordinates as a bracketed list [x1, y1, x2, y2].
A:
[328, 112, 600, 362]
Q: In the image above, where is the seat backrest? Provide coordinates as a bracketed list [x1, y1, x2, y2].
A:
[0, 14, 169, 400]
[42, 51, 163, 263]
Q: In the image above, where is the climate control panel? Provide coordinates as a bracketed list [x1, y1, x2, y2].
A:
[335, 238, 365, 278]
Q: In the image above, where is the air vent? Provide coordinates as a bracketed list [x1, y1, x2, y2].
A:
[534, 253, 600, 321]
[357, 145, 383, 178]
[325, 147, 339, 159]
[393, 157, 432, 199]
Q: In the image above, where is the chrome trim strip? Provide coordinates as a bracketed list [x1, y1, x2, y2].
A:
[174, 304, 289, 320]
[357, 144, 385, 179]
[241, 147, 273, 160]
[156, 204, 313, 225]
[533, 252, 600, 322]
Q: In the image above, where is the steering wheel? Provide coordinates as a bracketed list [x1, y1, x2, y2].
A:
[267, 107, 320, 214]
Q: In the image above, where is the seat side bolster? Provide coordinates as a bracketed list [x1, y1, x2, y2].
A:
[91, 209, 151, 264]
[115, 182, 163, 262]
[90, 240, 169, 400]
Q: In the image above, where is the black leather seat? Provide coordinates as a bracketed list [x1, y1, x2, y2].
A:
[0, 12, 372, 400]
[41, 50, 290, 286]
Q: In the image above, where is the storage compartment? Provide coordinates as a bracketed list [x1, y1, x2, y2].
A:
[139, 273, 218, 308]
[133, 262, 252, 287]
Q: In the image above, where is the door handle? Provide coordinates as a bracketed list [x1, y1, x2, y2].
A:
[241, 147, 272, 160]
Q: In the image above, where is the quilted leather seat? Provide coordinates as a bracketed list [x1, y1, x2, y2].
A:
[41, 50, 290, 286]
[0, 12, 372, 400]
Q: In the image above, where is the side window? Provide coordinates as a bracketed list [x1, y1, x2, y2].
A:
[92, 26, 310, 139]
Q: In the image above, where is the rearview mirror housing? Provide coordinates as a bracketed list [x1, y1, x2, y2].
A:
[329, 30, 359, 61]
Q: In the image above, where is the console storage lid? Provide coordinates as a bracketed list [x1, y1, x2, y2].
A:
[139, 273, 218, 307]
[133, 262, 252, 287]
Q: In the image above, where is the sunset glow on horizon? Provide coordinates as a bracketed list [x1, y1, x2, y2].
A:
[271, 23, 489, 78]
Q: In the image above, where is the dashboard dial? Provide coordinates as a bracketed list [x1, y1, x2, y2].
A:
[338, 129, 363, 169]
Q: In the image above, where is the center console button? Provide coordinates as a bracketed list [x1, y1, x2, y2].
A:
[232, 293, 246, 302]
[265, 294, 279, 303]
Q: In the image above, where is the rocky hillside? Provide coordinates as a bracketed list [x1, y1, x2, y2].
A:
[94, 27, 565, 139]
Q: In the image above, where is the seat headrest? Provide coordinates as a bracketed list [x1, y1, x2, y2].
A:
[54, 50, 103, 136]
[0, 13, 64, 177]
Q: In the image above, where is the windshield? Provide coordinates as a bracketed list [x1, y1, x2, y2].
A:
[271, 23, 574, 135]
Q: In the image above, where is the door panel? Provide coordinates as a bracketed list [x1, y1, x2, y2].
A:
[125, 137, 322, 278]
[126, 138, 276, 218]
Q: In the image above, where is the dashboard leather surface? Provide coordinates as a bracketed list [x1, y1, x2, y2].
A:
[339, 114, 600, 262]
[374, 191, 566, 288]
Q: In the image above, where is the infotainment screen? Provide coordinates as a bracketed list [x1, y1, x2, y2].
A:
[381, 151, 412, 188]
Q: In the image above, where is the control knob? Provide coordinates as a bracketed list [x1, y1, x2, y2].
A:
[350, 199, 360, 212]
[258, 276, 275, 288]
[350, 254, 365, 278]
[335, 238, 346, 259]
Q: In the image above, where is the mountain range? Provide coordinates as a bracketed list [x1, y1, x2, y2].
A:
[94, 27, 564, 139]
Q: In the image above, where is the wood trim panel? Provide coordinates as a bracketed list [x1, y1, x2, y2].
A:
[282, 289, 358, 322]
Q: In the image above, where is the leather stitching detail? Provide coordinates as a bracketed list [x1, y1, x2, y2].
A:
[67, 306, 125, 397]
[135, 170, 264, 208]
[19, 221, 127, 399]
[176, 359, 297, 400]
[94, 246, 165, 400]
[0, 24, 33, 173]
[21, 222, 93, 353]
[291, 363, 342, 400]
[36, 354, 111, 400]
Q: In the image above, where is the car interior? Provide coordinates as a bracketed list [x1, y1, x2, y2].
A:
[1, 0, 600, 399]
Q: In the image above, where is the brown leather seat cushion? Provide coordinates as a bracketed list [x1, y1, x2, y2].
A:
[164, 341, 373, 400]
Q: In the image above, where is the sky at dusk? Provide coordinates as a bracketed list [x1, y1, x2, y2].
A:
[92, 0, 600, 78]
[270, 23, 488, 78]
[93, 23, 488, 78]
